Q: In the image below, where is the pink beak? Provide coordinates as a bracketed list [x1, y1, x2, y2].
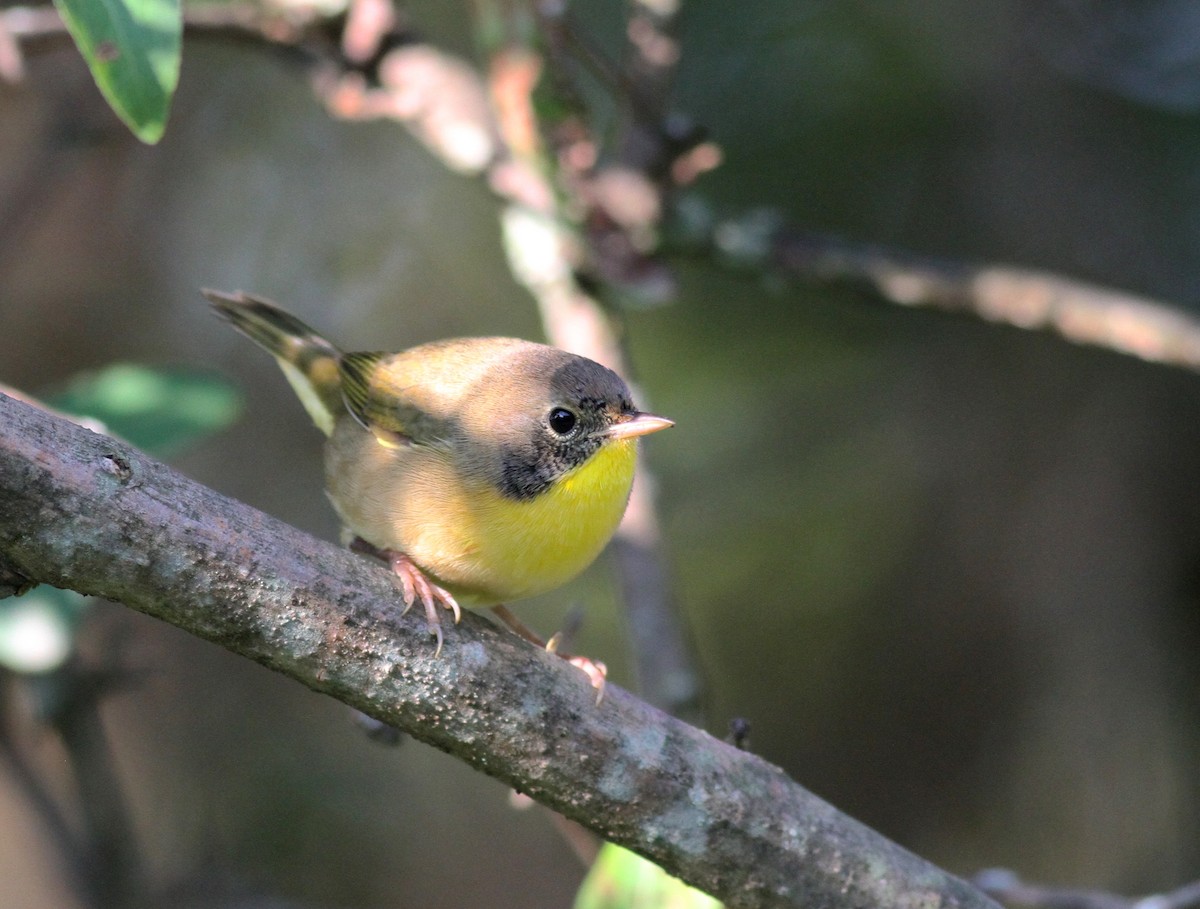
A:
[605, 412, 675, 440]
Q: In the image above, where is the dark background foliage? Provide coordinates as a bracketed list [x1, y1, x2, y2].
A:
[3, 1, 1200, 906]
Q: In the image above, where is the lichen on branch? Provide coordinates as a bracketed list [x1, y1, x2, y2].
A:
[0, 392, 997, 909]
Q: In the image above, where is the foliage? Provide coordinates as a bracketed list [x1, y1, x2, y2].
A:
[50, 363, 240, 459]
[575, 844, 724, 909]
[52, 0, 182, 143]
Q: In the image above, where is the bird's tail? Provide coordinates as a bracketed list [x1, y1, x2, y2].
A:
[204, 289, 344, 437]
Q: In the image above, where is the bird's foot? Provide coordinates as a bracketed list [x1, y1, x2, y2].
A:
[546, 632, 608, 704]
[350, 537, 461, 656]
[569, 657, 607, 704]
[493, 605, 607, 704]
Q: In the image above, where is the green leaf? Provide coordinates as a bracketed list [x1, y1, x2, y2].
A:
[575, 844, 723, 909]
[49, 363, 242, 459]
[52, 0, 182, 143]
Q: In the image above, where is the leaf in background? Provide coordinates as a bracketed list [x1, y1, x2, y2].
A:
[0, 588, 88, 674]
[52, 0, 182, 143]
[0, 366, 241, 675]
[49, 363, 242, 459]
[575, 843, 723, 909]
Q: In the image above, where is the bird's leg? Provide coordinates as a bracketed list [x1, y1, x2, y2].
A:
[488, 604, 544, 646]
[350, 537, 461, 657]
[490, 605, 607, 704]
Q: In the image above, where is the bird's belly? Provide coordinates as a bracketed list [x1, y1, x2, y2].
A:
[324, 425, 636, 606]
[463, 444, 636, 603]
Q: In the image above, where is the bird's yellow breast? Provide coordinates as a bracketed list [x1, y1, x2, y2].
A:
[325, 422, 638, 606]
[463, 437, 637, 603]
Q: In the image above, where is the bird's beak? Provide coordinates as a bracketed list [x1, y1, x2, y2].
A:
[605, 412, 675, 440]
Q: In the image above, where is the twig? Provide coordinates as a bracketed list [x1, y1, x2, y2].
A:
[0, 678, 93, 906]
[482, 16, 702, 718]
[45, 664, 145, 909]
[616, 0, 686, 178]
[0, 2, 333, 79]
[9, 0, 1200, 376]
[0, 4, 65, 44]
[975, 870, 1200, 909]
[0, 392, 999, 909]
[771, 229, 1200, 373]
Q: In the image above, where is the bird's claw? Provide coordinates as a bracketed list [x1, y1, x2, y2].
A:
[429, 619, 445, 658]
[546, 632, 606, 704]
[491, 605, 607, 705]
[391, 553, 460, 622]
[350, 537, 460, 657]
[387, 553, 460, 657]
[566, 655, 607, 705]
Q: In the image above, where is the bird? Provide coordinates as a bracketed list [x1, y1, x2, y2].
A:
[205, 289, 672, 694]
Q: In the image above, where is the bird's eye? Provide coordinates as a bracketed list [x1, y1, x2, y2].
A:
[548, 407, 577, 435]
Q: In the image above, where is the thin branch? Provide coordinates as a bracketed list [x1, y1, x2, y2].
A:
[616, 0, 687, 178]
[0, 3, 327, 68]
[0, 392, 998, 909]
[8, 3, 1200, 375]
[0, 678, 93, 906]
[478, 10, 702, 719]
[46, 664, 145, 909]
[771, 229, 1200, 372]
[975, 870, 1200, 909]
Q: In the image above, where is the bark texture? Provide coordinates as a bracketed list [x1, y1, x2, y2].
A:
[0, 393, 998, 909]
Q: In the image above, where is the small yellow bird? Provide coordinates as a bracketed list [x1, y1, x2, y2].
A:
[205, 290, 672, 689]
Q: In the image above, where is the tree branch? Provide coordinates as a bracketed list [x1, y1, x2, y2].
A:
[0, 392, 997, 909]
[770, 229, 1200, 372]
[974, 870, 1200, 909]
[8, 3, 1200, 378]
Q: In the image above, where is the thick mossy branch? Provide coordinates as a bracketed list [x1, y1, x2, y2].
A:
[0, 393, 997, 909]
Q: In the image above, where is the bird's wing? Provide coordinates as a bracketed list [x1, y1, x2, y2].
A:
[339, 352, 456, 449]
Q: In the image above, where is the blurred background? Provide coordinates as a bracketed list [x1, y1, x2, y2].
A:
[4, 0, 1200, 906]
